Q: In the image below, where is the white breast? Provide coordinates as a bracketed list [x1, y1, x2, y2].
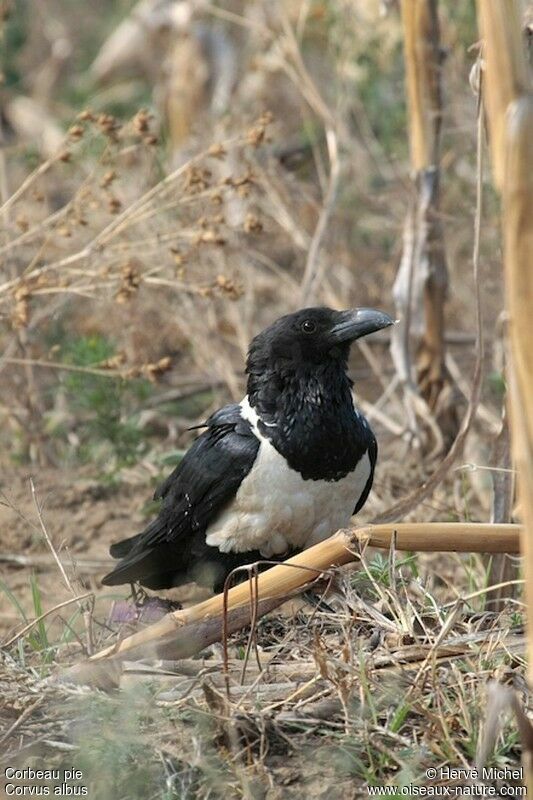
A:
[205, 397, 371, 557]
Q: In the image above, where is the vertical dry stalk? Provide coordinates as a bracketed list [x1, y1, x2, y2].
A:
[486, 411, 516, 611]
[165, 34, 210, 160]
[503, 92, 533, 660]
[504, 96, 533, 671]
[476, 0, 532, 658]
[402, 0, 441, 169]
[392, 0, 456, 445]
[477, 0, 533, 786]
[477, 2, 530, 191]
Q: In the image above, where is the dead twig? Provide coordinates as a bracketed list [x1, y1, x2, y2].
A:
[30, 478, 94, 655]
[0, 553, 112, 573]
[0, 696, 46, 747]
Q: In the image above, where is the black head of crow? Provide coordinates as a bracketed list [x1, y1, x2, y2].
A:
[102, 306, 394, 592]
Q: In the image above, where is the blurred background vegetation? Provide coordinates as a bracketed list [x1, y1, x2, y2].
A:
[1, 0, 500, 482]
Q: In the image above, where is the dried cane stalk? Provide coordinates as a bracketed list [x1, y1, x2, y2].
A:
[58, 522, 521, 689]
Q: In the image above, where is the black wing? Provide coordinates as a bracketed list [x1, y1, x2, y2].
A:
[353, 435, 377, 515]
[101, 404, 259, 588]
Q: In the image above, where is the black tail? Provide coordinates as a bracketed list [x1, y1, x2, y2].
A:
[109, 532, 145, 559]
[102, 542, 187, 589]
[108, 509, 171, 561]
[104, 513, 186, 588]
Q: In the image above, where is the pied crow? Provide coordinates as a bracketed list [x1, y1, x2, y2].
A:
[102, 306, 393, 592]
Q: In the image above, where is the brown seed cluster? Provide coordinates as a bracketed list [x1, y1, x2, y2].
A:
[223, 170, 255, 198]
[77, 109, 95, 122]
[194, 229, 226, 246]
[214, 274, 243, 300]
[96, 113, 121, 141]
[131, 109, 158, 145]
[83, 352, 172, 383]
[243, 213, 263, 234]
[97, 352, 127, 370]
[197, 275, 243, 300]
[207, 143, 227, 160]
[120, 356, 172, 382]
[100, 170, 117, 189]
[246, 110, 273, 147]
[132, 109, 151, 134]
[169, 247, 187, 268]
[197, 214, 225, 228]
[141, 356, 172, 382]
[107, 196, 122, 214]
[68, 124, 85, 141]
[115, 259, 142, 304]
[12, 285, 31, 329]
[184, 166, 212, 193]
[69, 107, 158, 147]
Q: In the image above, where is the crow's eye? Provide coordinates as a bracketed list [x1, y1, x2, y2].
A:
[301, 319, 317, 334]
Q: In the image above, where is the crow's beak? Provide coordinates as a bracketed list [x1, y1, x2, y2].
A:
[330, 308, 395, 343]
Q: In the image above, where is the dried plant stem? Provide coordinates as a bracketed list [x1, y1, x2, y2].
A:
[486, 410, 515, 610]
[0, 156, 57, 218]
[504, 100, 533, 675]
[31, 479, 75, 595]
[392, 0, 456, 447]
[373, 52, 486, 525]
[30, 478, 94, 654]
[0, 696, 45, 747]
[58, 522, 521, 688]
[4, 357, 136, 379]
[476, 1, 533, 786]
[476, 1, 532, 682]
[0, 552, 111, 572]
[477, 3, 530, 192]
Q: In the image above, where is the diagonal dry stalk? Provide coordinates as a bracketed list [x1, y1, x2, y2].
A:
[56, 522, 521, 689]
[30, 478, 95, 654]
[2, 591, 94, 649]
[0, 696, 46, 748]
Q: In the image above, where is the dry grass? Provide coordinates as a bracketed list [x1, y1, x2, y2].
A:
[0, 531, 527, 797]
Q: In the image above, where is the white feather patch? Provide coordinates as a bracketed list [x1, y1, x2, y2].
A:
[205, 396, 371, 557]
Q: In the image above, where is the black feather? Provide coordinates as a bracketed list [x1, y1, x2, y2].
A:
[102, 404, 259, 589]
[353, 435, 377, 515]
